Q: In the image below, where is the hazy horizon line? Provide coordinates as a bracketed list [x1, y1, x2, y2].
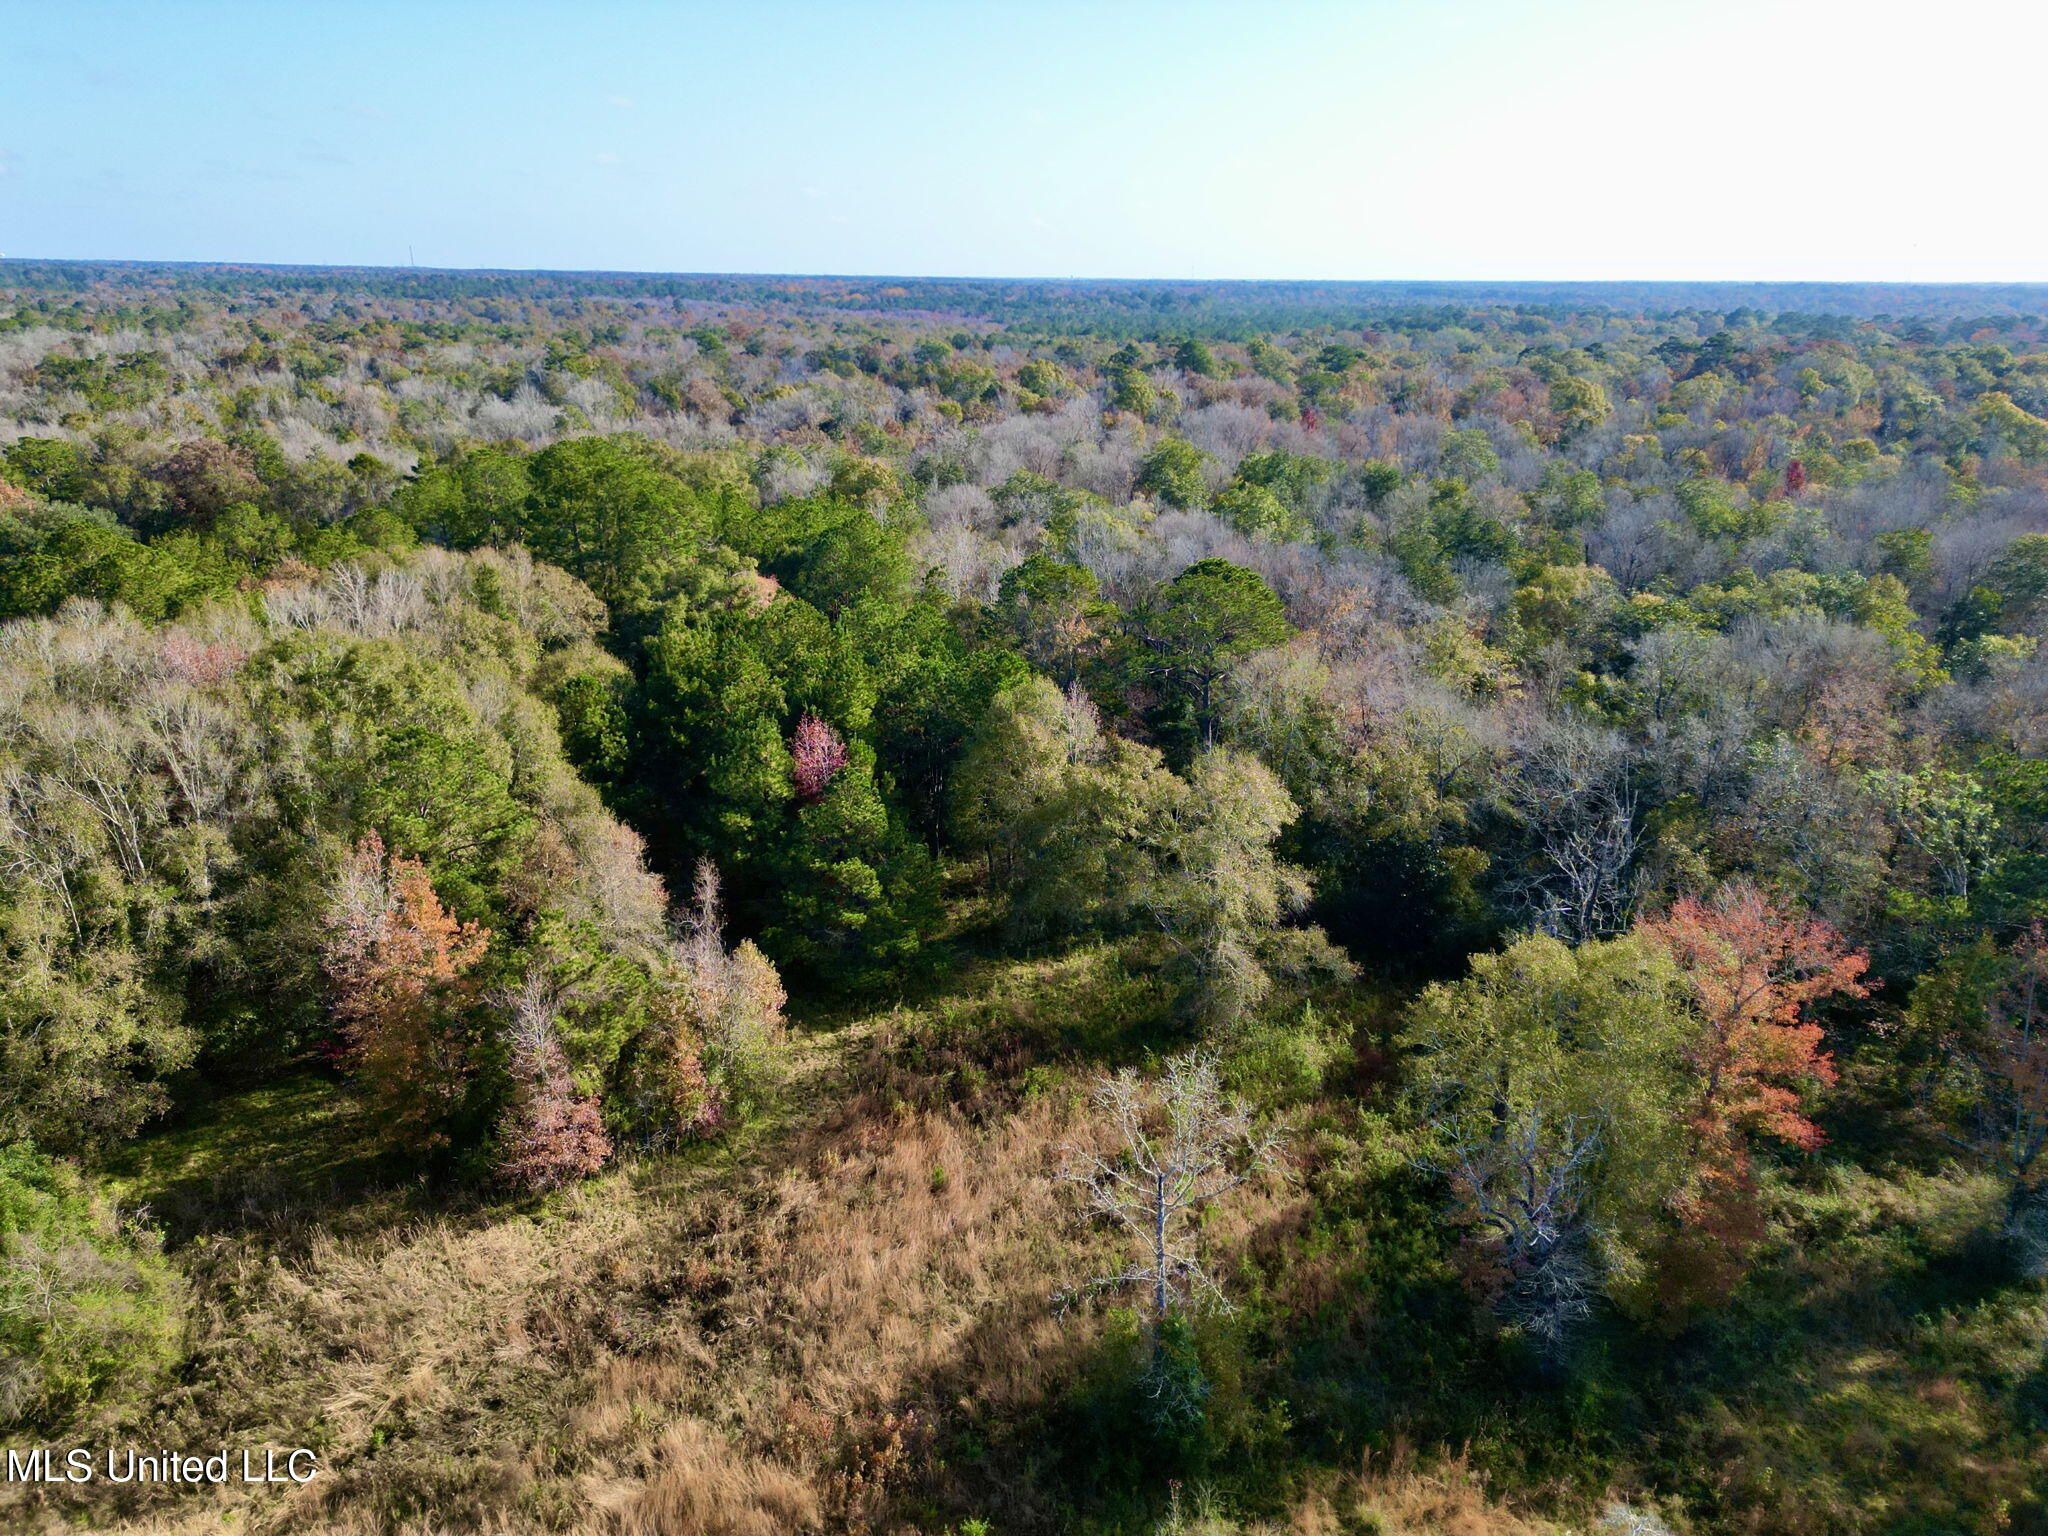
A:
[8, 256, 2048, 292]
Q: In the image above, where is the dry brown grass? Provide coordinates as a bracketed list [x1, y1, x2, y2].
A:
[1283, 1447, 1577, 1536]
[1, 993, 1171, 1534]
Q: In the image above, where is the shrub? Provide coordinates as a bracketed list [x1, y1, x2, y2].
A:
[0, 1143, 181, 1429]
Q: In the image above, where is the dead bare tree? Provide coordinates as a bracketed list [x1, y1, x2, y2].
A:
[1431, 1109, 1603, 1359]
[1505, 725, 1645, 944]
[1058, 1052, 1283, 1326]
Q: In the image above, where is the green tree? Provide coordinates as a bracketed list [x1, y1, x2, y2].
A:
[396, 445, 533, 548]
[1134, 748, 1348, 1031]
[1173, 339, 1223, 378]
[1106, 364, 1156, 419]
[1402, 932, 1690, 1344]
[1136, 436, 1211, 510]
[1129, 560, 1292, 754]
[997, 554, 1114, 683]
[1549, 375, 1611, 439]
[763, 743, 941, 988]
[953, 677, 1166, 938]
[1214, 482, 1300, 542]
[521, 436, 710, 616]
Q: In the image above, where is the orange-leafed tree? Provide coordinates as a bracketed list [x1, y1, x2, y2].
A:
[1636, 883, 1869, 1306]
[322, 832, 491, 1154]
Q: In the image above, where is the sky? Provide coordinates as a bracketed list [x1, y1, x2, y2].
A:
[2, 0, 2043, 282]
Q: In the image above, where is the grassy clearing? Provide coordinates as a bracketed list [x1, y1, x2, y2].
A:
[98, 1073, 384, 1240]
[7, 939, 2046, 1535]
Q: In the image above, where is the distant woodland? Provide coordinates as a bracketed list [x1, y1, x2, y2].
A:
[0, 263, 2044, 1535]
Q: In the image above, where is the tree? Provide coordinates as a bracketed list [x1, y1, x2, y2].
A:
[396, 445, 532, 548]
[996, 554, 1112, 684]
[1402, 932, 1690, 1348]
[1173, 339, 1223, 379]
[494, 969, 612, 1193]
[522, 435, 709, 616]
[1439, 428, 1501, 483]
[1985, 533, 2048, 625]
[764, 744, 941, 988]
[322, 833, 491, 1155]
[1135, 748, 1348, 1032]
[1135, 436, 1210, 510]
[671, 860, 787, 1124]
[1060, 1052, 1282, 1328]
[790, 713, 849, 803]
[153, 438, 262, 527]
[1636, 885, 1867, 1305]
[953, 676, 1100, 888]
[1925, 923, 2048, 1274]
[1866, 766, 2002, 909]
[1433, 1111, 1604, 1359]
[1213, 482, 1301, 543]
[1504, 725, 1644, 945]
[1106, 363, 1156, 419]
[952, 677, 1168, 938]
[779, 512, 912, 617]
[1548, 376, 1611, 439]
[1129, 560, 1291, 754]
[1236, 450, 1336, 512]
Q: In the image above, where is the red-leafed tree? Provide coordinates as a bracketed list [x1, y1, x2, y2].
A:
[1637, 883, 1869, 1307]
[494, 970, 612, 1193]
[322, 832, 490, 1154]
[790, 712, 848, 803]
[1783, 458, 1808, 496]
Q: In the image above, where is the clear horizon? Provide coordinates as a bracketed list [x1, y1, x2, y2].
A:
[5, 0, 2046, 283]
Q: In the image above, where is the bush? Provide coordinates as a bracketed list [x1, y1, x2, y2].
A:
[0, 1143, 182, 1428]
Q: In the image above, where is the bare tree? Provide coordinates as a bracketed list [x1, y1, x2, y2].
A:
[494, 967, 612, 1193]
[1430, 1109, 1603, 1359]
[1058, 1053, 1283, 1326]
[1505, 725, 1645, 944]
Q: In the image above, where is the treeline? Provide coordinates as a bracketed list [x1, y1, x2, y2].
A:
[12, 261, 2048, 325]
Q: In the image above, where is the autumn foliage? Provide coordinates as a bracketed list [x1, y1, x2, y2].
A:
[495, 972, 612, 1193]
[322, 833, 490, 1153]
[1638, 883, 1868, 1305]
[790, 712, 848, 803]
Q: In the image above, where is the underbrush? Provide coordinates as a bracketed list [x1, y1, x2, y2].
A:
[0, 1143, 182, 1431]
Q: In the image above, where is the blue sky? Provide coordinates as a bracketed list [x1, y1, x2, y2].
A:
[3, 0, 2041, 280]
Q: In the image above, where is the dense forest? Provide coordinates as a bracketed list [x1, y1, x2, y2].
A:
[0, 262, 2045, 1535]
